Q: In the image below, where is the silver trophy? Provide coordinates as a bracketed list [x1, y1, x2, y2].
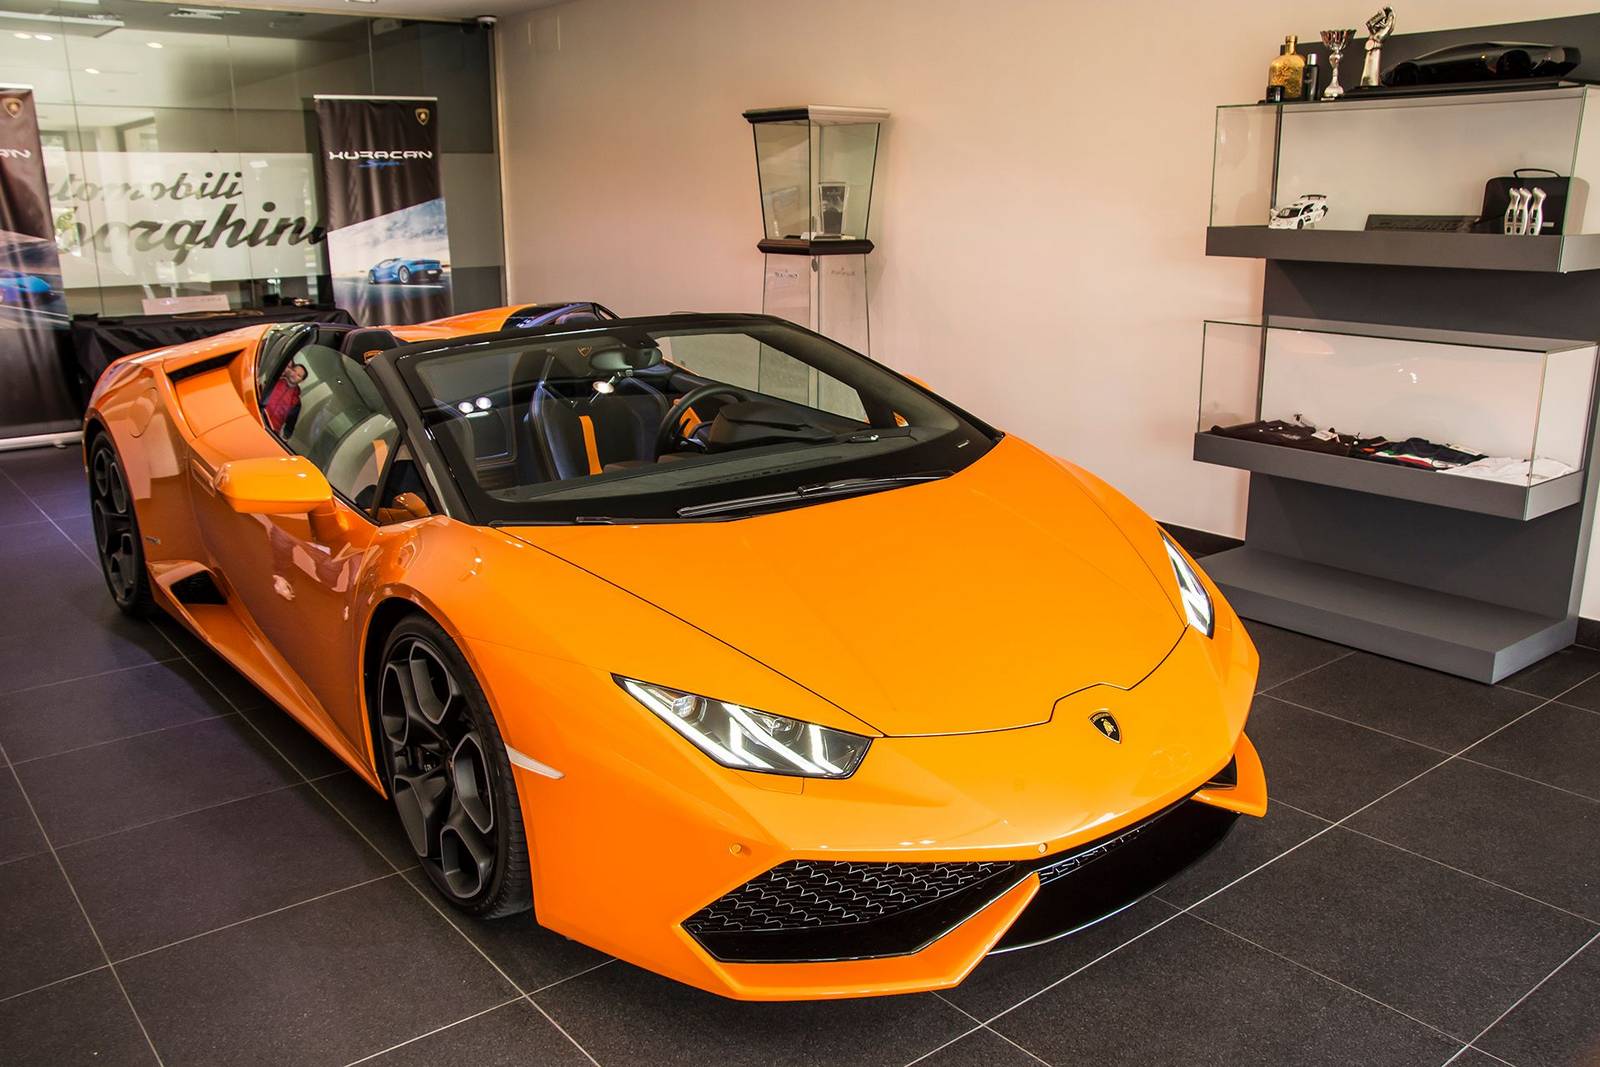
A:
[1360, 7, 1395, 88]
[1320, 29, 1353, 100]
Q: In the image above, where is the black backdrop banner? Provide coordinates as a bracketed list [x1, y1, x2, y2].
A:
[314, 95, 453, 327]
[0, 86, 78, 439]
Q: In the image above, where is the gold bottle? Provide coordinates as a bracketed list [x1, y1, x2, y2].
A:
[1268, 35, 1306, 100]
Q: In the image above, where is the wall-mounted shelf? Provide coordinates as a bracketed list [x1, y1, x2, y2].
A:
[1204, 227, 1600, 273]
[1193, 432, 1583, 520]
[1210, 84, 1600, 272]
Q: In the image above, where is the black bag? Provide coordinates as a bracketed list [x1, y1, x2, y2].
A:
[1478, 168, 1570, 235]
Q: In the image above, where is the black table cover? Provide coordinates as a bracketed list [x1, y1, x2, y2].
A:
[72, 305, 356, 385]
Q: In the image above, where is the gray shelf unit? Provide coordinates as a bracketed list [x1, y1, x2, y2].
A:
[1198, 18, 1600, 683]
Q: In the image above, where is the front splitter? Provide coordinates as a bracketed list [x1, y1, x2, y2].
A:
[992, 798, 1238, 952]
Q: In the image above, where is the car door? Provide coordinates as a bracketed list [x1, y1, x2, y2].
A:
[195, 341, 399, 760]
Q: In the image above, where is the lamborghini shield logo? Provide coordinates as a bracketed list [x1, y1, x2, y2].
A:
[3, 98, 21, 119]
[415, 107, 430, 126]
[1089, 711, 1122, 743]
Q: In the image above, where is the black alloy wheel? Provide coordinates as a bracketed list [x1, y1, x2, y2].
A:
[88, 437, 154, 615]
[378, 615, 531, 918]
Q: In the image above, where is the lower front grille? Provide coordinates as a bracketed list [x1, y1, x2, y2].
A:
[683, 794, 1212, 965]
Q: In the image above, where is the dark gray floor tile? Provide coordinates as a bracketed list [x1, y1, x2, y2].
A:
[237, 702, 349, 779]
[1446, 1050, 1512, 1067]
[52, 510, 97, 554]
[315, 770, 415, 869]
[0, 772, 46, 864]
[0, 968, 155, 1067]
[1272, 653, 1539, 751]
[0, 854, 105, 999]
[27, 485, 91, 520]
[1555, 669, 1600, 714]
[0, 520, 73, 560]
[990, 913, 1460, 1066]
[362, 999, 589, 1066]
[942, 894, 1177, 1020]
[1156, 799, 1331, 908]
[59, 784, 393, 958]
[1499, 646, 1600, 699]
[1196, 828, 1597, 1039]
[1348, 760, 1600, 922]
[918, 1027, 1041, 1066]
[534, 956, 972, 1067]
[1247, 621, 1350, 691]
[1476, 933, 1600, 1067]
[1465, 702, 1600, 801]
[0, 593, 173, 692]
[14, 715, 298, 846]
[0, 660, 232, 763]
[1244, 695, 1443, 819]
[117, 875, 514, 1067]
[0, 478, 44, 526]
[401, 869, 609, 991]
[0, 445, 84, 494]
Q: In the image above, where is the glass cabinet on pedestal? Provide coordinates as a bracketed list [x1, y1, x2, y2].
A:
[743, 105, 887, 354]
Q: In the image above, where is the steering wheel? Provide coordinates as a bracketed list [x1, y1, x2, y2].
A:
[655, 383, 750, 457]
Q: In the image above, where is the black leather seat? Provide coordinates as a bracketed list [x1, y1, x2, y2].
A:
[528, 378, 668, 481]
[342, 327, 401, 362]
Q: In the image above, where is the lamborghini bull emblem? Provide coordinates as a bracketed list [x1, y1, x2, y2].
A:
[3, 98, 21, 119]
[1089, 711, 1122, 743]
[415, 107, 431, 126]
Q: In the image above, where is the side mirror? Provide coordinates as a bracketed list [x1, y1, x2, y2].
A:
[215, 455, 334, 515]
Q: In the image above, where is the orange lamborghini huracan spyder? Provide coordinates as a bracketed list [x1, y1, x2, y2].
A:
[83, 303, 1265, 1000]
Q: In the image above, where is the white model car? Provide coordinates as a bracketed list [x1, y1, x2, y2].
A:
[1268, 194, 1329, 229]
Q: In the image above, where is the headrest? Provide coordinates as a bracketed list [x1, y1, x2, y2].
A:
[342, 328, 401, 361]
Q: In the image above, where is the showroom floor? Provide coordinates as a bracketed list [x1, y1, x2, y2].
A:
[0, 443, 1596, 1067]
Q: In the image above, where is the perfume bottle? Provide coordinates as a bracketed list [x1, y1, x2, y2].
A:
[1304, 51, 1322, 101]
[1269, 35, 1307, 100]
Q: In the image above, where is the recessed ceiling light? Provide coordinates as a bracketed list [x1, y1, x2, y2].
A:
[36, 32, 53, 40]
[13, 31, 32, 39]
[83, 67, 100, 74]
[146, 40, 162, 47]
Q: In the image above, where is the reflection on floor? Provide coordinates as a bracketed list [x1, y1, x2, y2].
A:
[0, 444, 1596, 1067]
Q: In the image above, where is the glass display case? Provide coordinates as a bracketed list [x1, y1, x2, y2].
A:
[745, 105, 886, 353]
[1195, 315, 1598, 519]
[1208, 86, 1600, 271]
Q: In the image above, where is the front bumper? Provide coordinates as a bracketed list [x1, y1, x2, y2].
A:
[467, 589, 1262, 1001]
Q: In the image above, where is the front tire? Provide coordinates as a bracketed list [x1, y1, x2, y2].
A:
[369, 270, 379, 284]
[377, 615, 531, 919]
[398, 266, 411, 284]
[88, 436, 154, 617]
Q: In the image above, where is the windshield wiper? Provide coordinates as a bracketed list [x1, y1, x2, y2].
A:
[675, 471, 950, 519]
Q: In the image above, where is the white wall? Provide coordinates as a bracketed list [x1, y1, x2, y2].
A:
[496, 0, 1600, 615]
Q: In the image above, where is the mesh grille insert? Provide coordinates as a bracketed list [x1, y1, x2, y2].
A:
[684, 859, 1017, 934]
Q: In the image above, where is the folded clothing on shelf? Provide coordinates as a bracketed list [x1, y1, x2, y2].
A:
[1208, 420, 1365, 456]
[1439, 456, 1577, 484]
[1354, 437, 1486, 471]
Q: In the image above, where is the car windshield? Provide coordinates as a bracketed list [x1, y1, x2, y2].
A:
[392, 316, 998, 523]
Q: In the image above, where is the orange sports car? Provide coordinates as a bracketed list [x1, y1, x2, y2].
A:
[83, 303, 1265, 1001]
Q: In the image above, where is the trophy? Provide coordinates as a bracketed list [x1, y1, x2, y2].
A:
[1361, 6, 1395, 88]
[1320, 29, 1353, 100]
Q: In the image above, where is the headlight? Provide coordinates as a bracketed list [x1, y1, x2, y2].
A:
[1162, 533, 1215, 638]
[617, 677, 870, 779]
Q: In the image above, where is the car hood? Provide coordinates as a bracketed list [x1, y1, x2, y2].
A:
[505, 437, 1185, 736]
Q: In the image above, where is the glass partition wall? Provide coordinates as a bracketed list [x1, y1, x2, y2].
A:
[0, 0, 505, 317]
